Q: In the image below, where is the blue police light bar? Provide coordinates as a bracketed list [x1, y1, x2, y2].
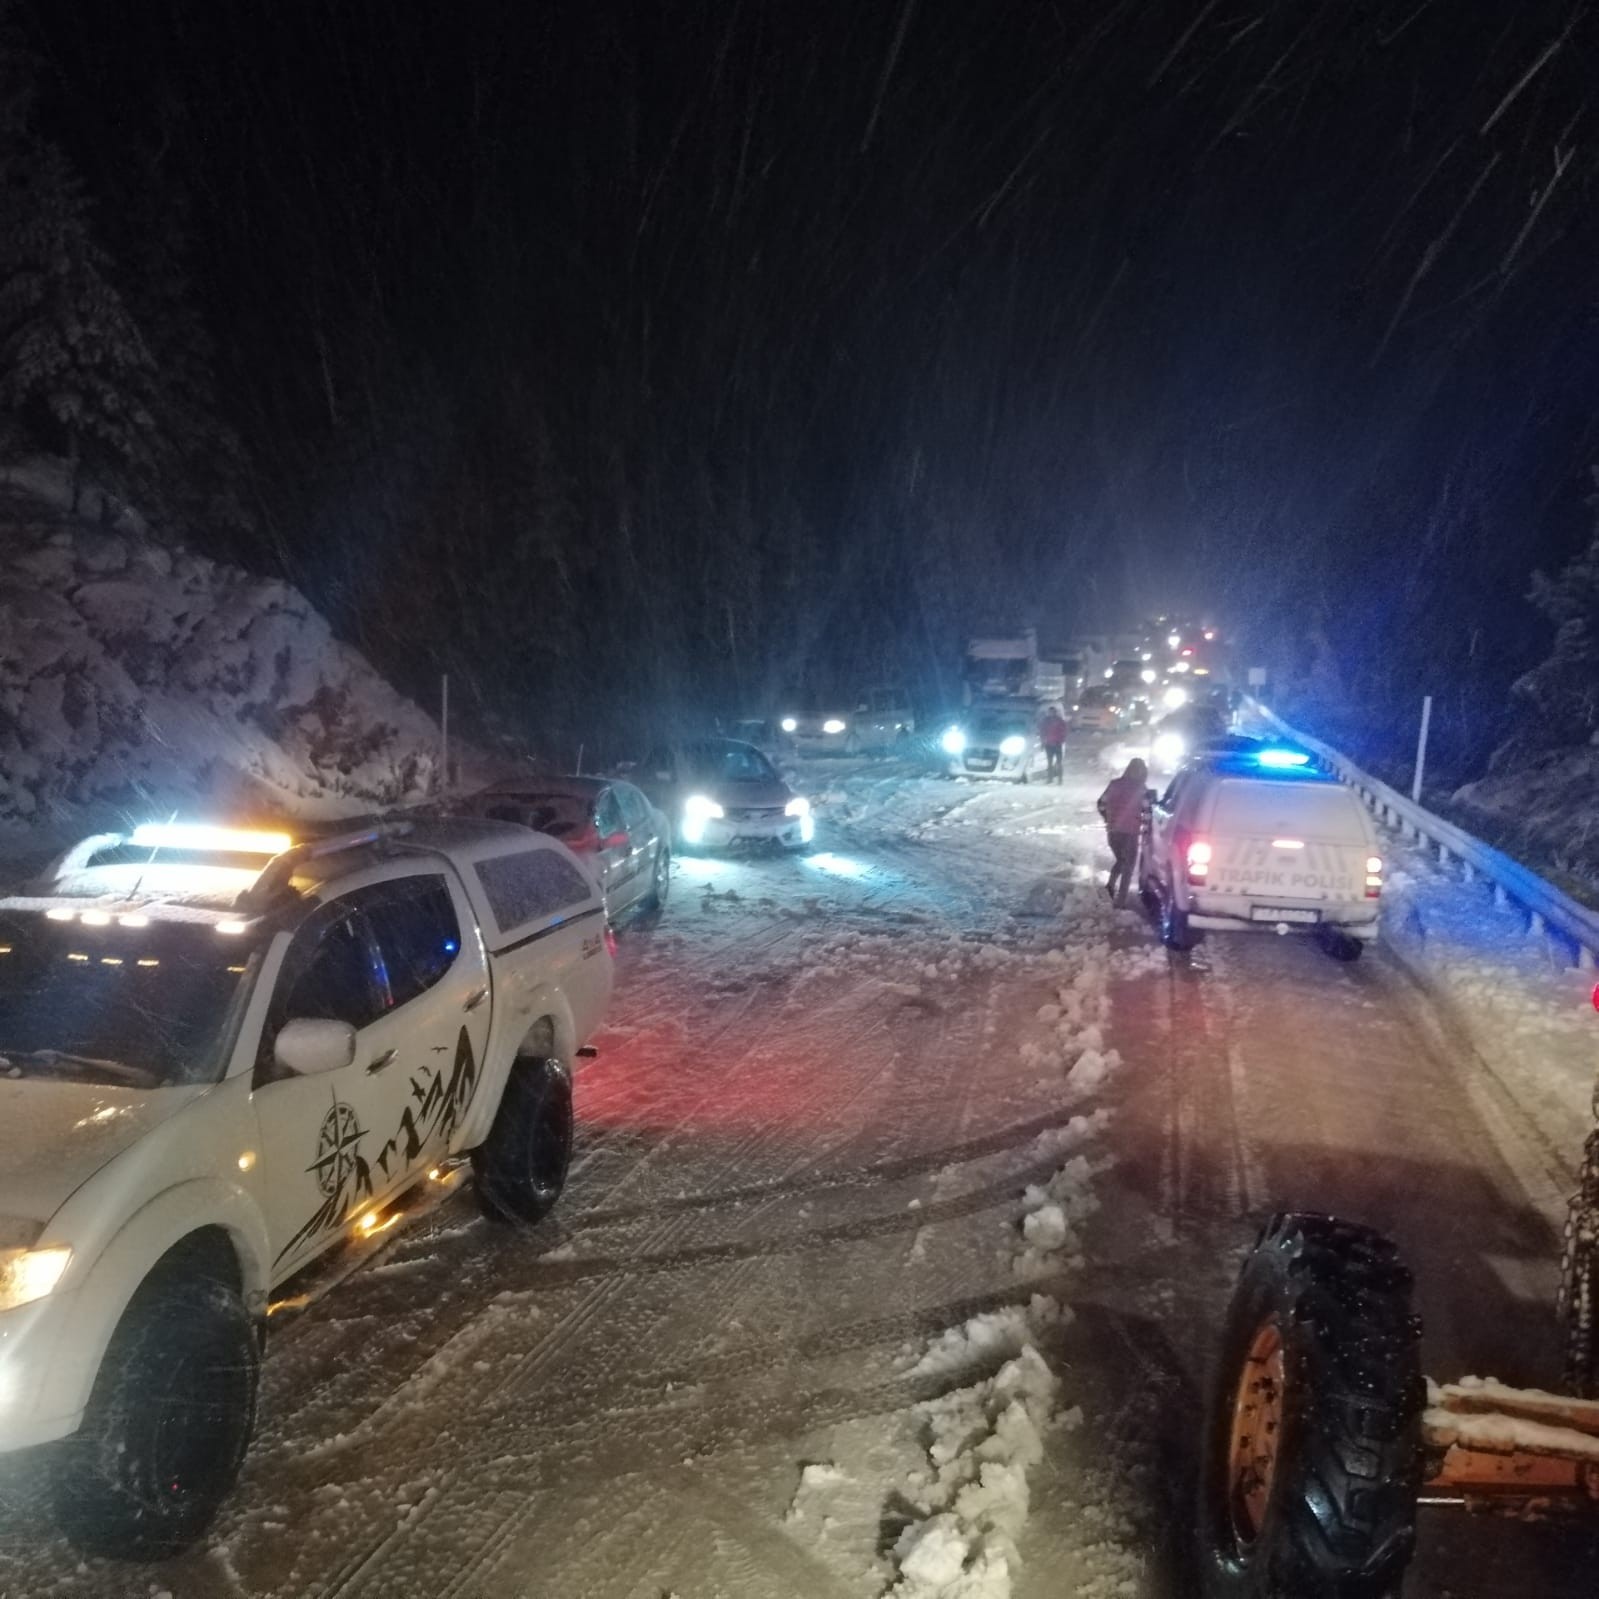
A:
[1256, 748, 1311, 769]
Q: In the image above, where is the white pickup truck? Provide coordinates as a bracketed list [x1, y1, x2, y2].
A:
[0, 818, 613, 1557]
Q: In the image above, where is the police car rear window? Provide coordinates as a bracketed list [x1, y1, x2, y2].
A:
[473, 849, 592, 937]
[1209, 780, 1365, 839]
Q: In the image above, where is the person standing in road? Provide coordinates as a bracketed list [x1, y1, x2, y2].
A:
[1097, 756, 1148, 907]
[1039, 704, 1068, 785]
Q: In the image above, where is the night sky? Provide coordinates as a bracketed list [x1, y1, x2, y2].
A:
[19, 0, 1599, 765]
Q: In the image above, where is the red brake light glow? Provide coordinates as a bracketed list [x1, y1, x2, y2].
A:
[604, 925, 619, 959]
[1186, 838, 1211, 884]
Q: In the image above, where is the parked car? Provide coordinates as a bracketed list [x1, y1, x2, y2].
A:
[937, 699, 1047, 782]
[0, 817, 613, 1556]
[464, 775, 671, 921]
[780, 686, 914, 755]
[727, 717, 796, 764]
[1140, 747, 1382, 956]
[1072, 683, 1127, 733]
[1148, 704, 1230, 773]
[636, 737, 815, 851]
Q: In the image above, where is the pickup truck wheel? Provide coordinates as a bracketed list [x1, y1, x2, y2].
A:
[472, 1056, 574, 1225]
[52, 1273, 258, 1559]
[1198, 1213, 1424, 1599]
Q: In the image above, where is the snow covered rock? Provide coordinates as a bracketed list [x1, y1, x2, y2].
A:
[0, 484, 440, 829]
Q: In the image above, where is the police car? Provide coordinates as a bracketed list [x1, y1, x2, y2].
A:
[1140, 748, 1383, 957]
[0, 818, 612, 1557]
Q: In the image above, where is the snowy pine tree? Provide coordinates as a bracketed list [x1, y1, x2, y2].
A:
[1506, 468, 1599, 749]
[0, 137, 158, 498]
[113, 154, 253, 543]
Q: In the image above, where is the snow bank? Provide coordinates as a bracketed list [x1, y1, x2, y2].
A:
[1453, 747, 1599, 885]
[1380, 852, 1596, 1184]
[0, 487, 440, 828]
[888, 1341, 1068, 1598]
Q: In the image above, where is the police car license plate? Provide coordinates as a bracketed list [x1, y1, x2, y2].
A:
[1250, 906, 1319, 924]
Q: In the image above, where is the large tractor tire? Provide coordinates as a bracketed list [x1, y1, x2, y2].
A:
[1198, 1212, 1425, 1598]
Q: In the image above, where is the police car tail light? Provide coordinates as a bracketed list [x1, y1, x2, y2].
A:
[1186, 838, 1212, 884]
[1365, 854, 1384, 898]
[605, 925, 619, 959]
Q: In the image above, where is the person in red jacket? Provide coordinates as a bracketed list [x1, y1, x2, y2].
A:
[1097, 757, 1148, 907]
[1038, 705, 1069, 784]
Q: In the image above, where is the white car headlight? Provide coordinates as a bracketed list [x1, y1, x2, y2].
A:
[999, 735, 1026, 757]
[780, 717, 798, 733]
[683, 794, 725, 822]
[822, 718, 847, 735]
[940, 726, 966, 756]
[1162, 685, 1189, 709]
[785, 796, 810, 818]
[1153, 732, 1186, 767]
[0, 1244, 71, 1312]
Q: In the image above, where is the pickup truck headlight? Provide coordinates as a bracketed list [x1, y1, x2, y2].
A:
[683, 794, 725, 822]
[999, 735, 1027, 757]
[940, 726, 966, 756]
[785, 796, 810, 818]
[0, 1245, 71, 1312]
[780, 717, 798, 733]
[822, 719, 847, 735]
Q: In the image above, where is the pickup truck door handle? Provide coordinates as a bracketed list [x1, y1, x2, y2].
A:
[464, 986, 490, 1013]
[366, 1048, 398, 1075]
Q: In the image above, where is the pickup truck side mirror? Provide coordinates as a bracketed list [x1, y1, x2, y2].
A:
[275, 1018, 357, 1077]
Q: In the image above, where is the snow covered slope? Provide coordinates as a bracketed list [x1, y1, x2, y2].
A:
[1452, 747, 1599, 885]
[0, 474, 440, 830]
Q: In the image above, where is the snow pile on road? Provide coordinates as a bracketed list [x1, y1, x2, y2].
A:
[0, 492, 440, 828]
[909, 1297, 1067, 1381]
[889, 1330, 1078, 1599]
[1020, 937, 1123, 1094]
[1014, 1156, 1097, 1278]
[883, 902, 1113, 1596]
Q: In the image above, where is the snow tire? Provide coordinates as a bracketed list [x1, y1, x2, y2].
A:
[472, 1055, 574, 1225]
[1198, 1211, 1424, 1599]
[52, 1267, 258, 1559]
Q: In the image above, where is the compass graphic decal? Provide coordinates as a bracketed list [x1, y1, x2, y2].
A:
[309, 1101, 365, 1198]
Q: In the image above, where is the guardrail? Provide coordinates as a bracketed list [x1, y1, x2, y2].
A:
[1247, 699, 1599, 971]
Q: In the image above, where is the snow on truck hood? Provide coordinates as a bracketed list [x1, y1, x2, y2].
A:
[0, 1079, 209, 1225]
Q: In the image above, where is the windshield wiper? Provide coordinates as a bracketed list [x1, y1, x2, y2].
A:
[0, 1050, 160, 1088]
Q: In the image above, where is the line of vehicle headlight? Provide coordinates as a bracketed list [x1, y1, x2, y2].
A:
[941, 727, 1027, 758]
[683, 794, 811, 821]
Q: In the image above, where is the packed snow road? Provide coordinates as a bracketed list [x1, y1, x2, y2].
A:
[2, 742, 1597, 1595]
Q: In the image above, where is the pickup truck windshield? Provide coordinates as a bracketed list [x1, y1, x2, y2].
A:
[0, 914, 262, 1088]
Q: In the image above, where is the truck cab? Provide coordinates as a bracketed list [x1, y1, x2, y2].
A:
[0, 817, 612, 1556]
